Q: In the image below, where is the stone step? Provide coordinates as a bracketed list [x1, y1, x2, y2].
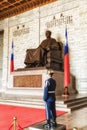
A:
[67, 98, 87, 107]
[0, 94, 87, 113]
[70, 102, 87, 111]
[64, 96, 87, 103]
[0, 99, 86, 113]
[57, 97, 87, 112]
[0, 99, 43, 106]
[0, 98, 70, 112]
[0, 98, 67, 108]
[0, 101, 70, 113]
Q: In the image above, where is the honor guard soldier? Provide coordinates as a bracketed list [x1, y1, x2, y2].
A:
[43, 72, 58, 129]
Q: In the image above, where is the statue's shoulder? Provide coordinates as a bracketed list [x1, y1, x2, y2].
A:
[41, 39, 47, 43]
[40, 39, 48, 47]
[51, 38, 56, 41]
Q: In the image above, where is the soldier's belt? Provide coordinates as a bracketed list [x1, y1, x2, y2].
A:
[48, 91, 55, 93]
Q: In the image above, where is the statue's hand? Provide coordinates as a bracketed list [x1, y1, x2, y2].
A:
[46, 45, 55, 51]
[49, 45, 57, 50]
[46, 47, 50, 51]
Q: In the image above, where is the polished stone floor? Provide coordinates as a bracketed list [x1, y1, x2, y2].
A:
[56, 107, 87, 130]
[28, 107, 87, 130]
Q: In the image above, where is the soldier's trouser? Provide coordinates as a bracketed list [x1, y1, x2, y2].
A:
[45, 101, 56, 122]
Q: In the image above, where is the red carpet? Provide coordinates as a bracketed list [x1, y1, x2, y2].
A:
[0, 104, 66, 130]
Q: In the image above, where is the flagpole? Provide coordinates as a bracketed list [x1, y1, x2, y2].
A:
[10, 40, 14, 73]
[62, 25, 70, 97]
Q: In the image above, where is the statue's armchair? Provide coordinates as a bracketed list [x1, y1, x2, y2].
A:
[46, 47, 63, 71]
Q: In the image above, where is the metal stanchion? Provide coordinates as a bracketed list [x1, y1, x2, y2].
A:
[73, 127, 78, 130]
[8, 116, 23, 130]
[13, 117, 17, 130]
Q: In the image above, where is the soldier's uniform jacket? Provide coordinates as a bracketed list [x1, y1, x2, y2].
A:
[43, 77, 56, 102]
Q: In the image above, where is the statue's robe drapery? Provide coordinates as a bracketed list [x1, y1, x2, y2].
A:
[24, 38, 58, 66]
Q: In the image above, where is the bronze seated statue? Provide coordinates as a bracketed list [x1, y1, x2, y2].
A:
[24, 30, 63, 71]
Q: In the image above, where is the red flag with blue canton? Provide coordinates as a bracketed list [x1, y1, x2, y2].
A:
[64, 28, 70, 87]
[10, 41, 14, 73]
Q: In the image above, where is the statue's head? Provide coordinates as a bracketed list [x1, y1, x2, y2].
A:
[45, 30, 51, 38]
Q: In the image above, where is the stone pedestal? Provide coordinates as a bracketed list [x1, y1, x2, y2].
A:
[30, 123, 66, 130]
[44, 124, 66, 130]
[11, 67, 77, 96]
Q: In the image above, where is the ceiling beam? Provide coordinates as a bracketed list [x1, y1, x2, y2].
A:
[0, 0, 57, 21]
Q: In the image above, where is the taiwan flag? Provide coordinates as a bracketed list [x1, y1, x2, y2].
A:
[10, 41, 14, 73]
[64, 28, 70, 87]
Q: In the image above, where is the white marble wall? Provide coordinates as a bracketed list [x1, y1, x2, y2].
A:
[0, 0, 87, 94]
[0, 33, 3, 90]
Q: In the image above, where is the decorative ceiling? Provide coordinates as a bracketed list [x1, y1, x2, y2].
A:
[0, 0, 56, 21]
